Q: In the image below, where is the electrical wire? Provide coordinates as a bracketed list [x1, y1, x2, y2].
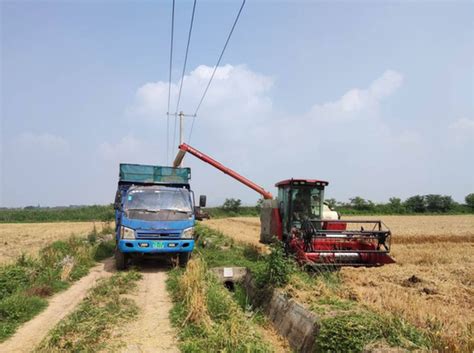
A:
[174, 0, 197, 115]
[188, 0, 246, 144]
[173, 0, 197, 151]
[166, 0, 175, 165]
[192, 0, 246, 118]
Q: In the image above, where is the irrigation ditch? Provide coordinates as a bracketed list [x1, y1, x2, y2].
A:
[212, 266, 318, 352]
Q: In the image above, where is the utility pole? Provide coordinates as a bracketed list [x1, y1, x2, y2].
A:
[169, 111, 196, 167]
[179, 111, 184, 146]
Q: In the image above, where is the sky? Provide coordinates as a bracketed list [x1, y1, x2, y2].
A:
[1, 0, 473, 207]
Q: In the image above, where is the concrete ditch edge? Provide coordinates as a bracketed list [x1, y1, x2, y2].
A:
[211, 266, 319, 352]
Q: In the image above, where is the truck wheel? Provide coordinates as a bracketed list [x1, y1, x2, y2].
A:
[115, 248, 128, 270]
[178, 252, 190, 268]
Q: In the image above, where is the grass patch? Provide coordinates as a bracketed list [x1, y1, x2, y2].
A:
[167, 258, 272, 353]
[203, 206, 260, 219]
[35, 270, 141, 352]
[195, 224, 266, 273]
[316, 310, 431, 352]
[0, 231, 115, 342]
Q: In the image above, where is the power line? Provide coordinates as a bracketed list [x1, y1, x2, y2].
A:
[173, 0, 197, 152]
[192, 0, 246, 118]
[174, 0, 197, 114]
[166, 0, 175, 165]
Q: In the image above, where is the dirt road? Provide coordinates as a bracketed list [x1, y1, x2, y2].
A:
[108, 260, 179, 353]
[0, 258, 115, 353]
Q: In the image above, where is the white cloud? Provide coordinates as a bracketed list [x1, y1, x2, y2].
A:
[305, 70, 403, 123]
[99, 135, 157, 164]
[448, 117, 474, 145]
[449, 117, 474, 133]
[17, 132, 70, 154]
[129, 64, 274, 122]
[368, 70, 404, 100]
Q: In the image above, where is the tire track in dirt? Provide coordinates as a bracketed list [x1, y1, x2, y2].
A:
[109, 260, 179, 353]
[0, 258, 115, 353]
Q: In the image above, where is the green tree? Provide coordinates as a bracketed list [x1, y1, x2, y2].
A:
[255, 198, 264, 211]
[465, 193, 474, 210]
[388, 197, 404, 213]
[404, 195, 426, 213]
[222, 198, 242, 212]
[325, 198, 337, 209]
[425, 194, 454, 213]
[349, 197, 374, 211]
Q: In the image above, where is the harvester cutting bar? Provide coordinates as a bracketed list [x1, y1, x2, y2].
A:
[318, 229, 390, 236]
[309, 250, 390, 253]
[323, 219, 388, 228]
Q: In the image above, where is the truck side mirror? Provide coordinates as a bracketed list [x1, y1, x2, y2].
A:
[199, 195, 207, 208]
[114, 191, 122, 210]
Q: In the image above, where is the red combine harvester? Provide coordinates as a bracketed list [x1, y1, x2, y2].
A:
[174, 143, 394, 267]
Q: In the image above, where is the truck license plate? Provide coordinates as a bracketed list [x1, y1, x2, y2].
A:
[152, 241, 165, 249]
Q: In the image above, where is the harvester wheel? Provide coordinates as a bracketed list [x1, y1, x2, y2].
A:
[179, 252, 190, 268]
[115, 248, 128, 270]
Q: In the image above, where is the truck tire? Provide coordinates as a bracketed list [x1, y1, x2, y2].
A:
[115, 248, 128, 270]
[178, 252, 190, 268]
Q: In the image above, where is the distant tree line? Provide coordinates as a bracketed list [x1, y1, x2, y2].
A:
[212, 193, 474, 218]
[0, 205, 115, 223]
[1, 193, 473, 223]
[206, 194, 474, 218]
[326, 193, 474, 214]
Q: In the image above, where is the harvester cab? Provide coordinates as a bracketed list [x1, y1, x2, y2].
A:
[276, 179, 333, 234]
[174, 143, 395, 267]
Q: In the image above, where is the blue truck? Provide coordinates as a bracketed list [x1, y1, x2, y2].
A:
[113, 163, 205, 270]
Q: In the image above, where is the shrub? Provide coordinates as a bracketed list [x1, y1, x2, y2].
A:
[259, 241, 295, 288]
[222, 198, 242, 212]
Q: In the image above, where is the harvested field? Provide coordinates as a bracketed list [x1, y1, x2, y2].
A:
[203, 215, 474, 351]
[0, 221, 111, 264]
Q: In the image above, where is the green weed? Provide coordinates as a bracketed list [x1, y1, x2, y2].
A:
[35, 270, 141, 352]
[316, 311, 431, 352]
[0, 293, 47, 341]
[0, 229, 116, 342]
[93, 240, 115, 261]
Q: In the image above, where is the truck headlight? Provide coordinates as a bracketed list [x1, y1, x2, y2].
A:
[182, 227, 194, 239]
[121, 226, 135, 239]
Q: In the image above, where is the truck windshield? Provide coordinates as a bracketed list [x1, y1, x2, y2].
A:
[125, 188, 192, 213]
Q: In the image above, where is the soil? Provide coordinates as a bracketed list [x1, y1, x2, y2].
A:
[107, 259, 179, 353]
[0, 221, 109, 264]
[203, 217, 267, 250]
[0, 258, 115, 353]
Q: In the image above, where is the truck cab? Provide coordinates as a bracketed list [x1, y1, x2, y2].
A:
[114, 163, 205, 269]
